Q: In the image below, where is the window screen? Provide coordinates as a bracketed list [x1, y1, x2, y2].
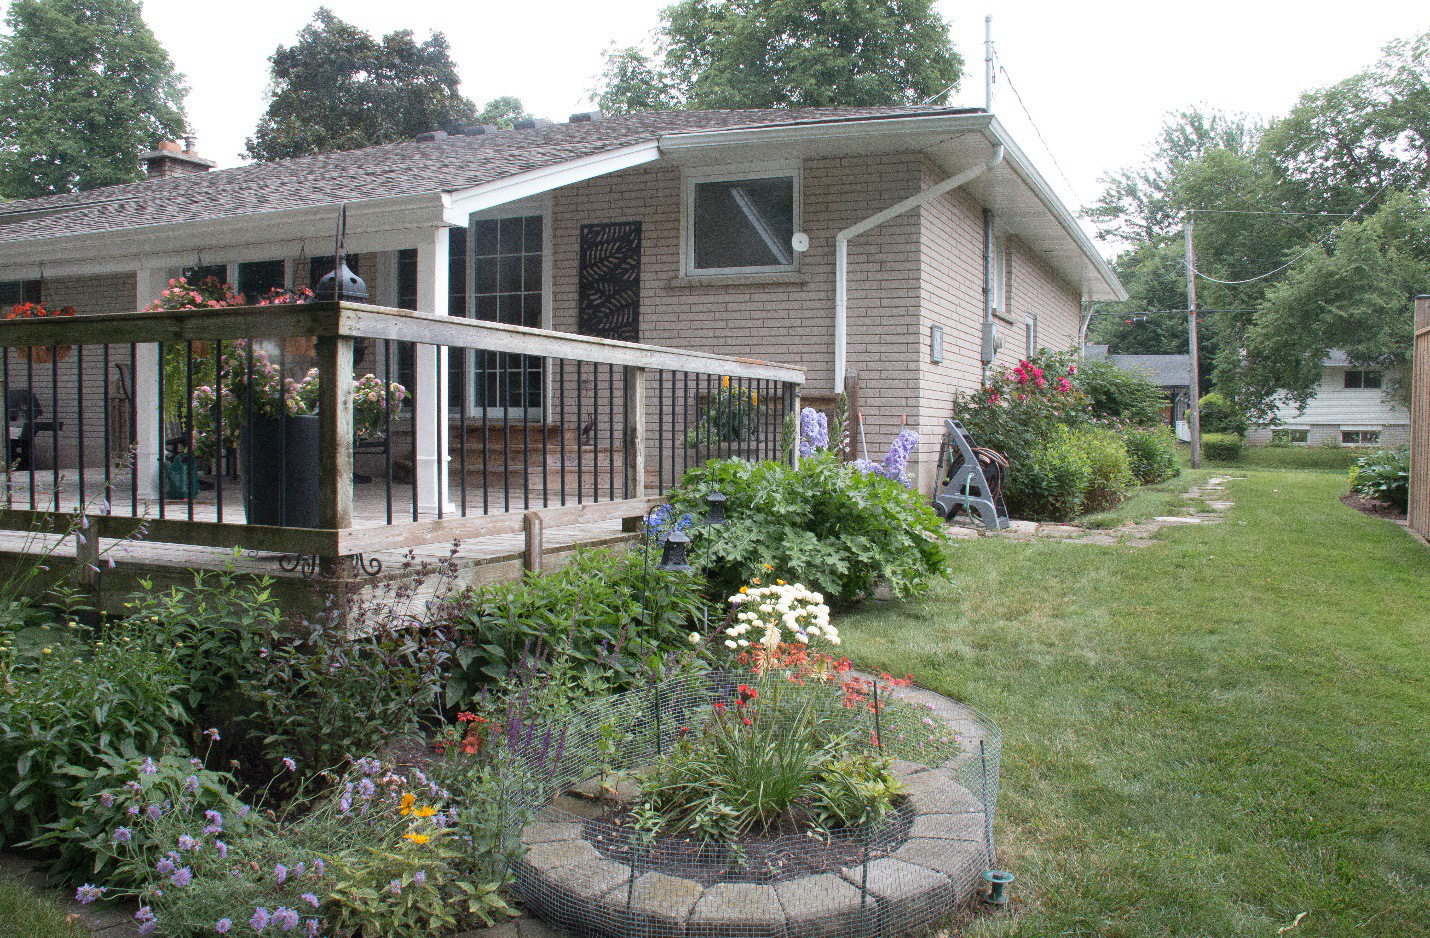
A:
[691, 176, 795, 271]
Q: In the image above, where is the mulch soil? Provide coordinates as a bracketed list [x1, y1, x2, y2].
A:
[1340, 493, 1407, 521]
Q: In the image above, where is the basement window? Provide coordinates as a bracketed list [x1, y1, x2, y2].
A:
[686, 168, 798, 274]
[1341, 429, 1380, 446]
[1271, 428, 1309, 444]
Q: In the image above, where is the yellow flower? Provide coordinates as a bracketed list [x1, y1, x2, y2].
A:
[739, 586, 748, 594]
[412, 806, 437, 818]
[398, 793, 417, 816]
[752, 393, 758, 404]
[403, 833, 431, 845]
[776, 579, 785, 585]
[721, 376, 730, 388]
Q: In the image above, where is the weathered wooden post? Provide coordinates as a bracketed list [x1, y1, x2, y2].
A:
[316, 317, 354, 578]
[1408, 295, 1430, 541]
[622, 365, 646, 532]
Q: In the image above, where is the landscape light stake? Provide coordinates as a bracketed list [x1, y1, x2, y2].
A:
[872, 680, 883, 753]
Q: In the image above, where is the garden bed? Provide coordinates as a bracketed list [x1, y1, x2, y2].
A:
[511, 674, 998, 938]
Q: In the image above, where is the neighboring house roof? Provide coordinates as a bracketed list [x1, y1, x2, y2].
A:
[0, 108, 976, 244]
[1083, 345, 1191, 388]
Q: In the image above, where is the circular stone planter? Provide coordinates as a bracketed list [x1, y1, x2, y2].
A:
[511, 675, 1002, 938]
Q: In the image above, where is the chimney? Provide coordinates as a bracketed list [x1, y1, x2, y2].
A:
[141, 137, 215, 178]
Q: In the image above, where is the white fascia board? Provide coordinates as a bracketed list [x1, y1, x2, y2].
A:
[658, 112, 994, 151]
[983, 117, 1127, 301]
[442, 141, 662, 224]
[0, 193, 445, 280]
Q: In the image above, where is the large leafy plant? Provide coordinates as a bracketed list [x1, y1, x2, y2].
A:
[1349, 448, 1409, 511]
[666, 453, 949, 606]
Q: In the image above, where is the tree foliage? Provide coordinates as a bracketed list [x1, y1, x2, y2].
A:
[594, 0, 962, 113]
[1085, 30, 1430, 422]
[0, 0, 188, 198]
[244, 8, 524, 161]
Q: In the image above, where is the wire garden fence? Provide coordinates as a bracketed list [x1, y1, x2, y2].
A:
[494, 668, 1002, 938]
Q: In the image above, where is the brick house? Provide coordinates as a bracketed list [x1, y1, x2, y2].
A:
[0, 106, 1123, 497]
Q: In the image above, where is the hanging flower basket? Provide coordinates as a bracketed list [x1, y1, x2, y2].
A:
[6, 302, 77, 363]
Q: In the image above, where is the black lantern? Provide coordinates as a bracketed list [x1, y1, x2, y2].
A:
[704, 490, 728, 526]
[657, 530, 693, 572]
[315, 258, 367, 302]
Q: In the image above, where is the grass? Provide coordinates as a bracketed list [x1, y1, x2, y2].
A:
[0, 881, 84, 938]
[1078, 468, 1214, 529]
[842, 470, 1428, 937]
[1177, 442, 1363, 472]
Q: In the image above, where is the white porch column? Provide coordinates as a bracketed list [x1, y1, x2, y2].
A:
[133, 268, 167, 500]
[414, 228, 451, 512]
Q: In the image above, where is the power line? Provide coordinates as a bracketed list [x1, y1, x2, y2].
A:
[994, 58, 1084, 204]
[1190, 208, 1357, 217]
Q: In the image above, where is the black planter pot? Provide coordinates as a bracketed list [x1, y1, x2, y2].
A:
[240, 414, 320, 528]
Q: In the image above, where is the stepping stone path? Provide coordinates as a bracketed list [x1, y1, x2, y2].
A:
[948, 477, 1240, 547]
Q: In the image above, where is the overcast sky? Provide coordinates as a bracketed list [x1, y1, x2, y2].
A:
[11, 1, 1429, 248]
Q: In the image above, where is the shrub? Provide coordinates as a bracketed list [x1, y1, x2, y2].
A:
[0, 624, 188, 849]
[1003, 429, 1092, 522]
[1077, 358, 1169, 426]
[1073, 426, 1136, 512]
[665, 453, 949, 606]
[1202, 433, 1245, 462]
[441, 547, 707, 710]
[1199, 391, 1248, 436]
[1121, 426, 1180, 484]
[1349, 448, 1410, 511]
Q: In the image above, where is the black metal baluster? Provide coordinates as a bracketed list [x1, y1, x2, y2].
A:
[213, 340, 223, 522]
[657, 370, 664, 495]
[541, 358, 549, 509]
[481, 350, 489, 515]
[1, 349, 9, 509]
[185, 341, 195, 520]
[409, 342, 419, 522]
[559, 359, 567, 507]
[521, 352, 529, 511]
[102, 345, 112, 512]
[153, 343, 161, 519]
[129, 344, 138, 515]
[244, 341, 254, 524]
[681, 370, 689, 478]
[607, 363, 615, 502]
[576, 361, 584, 504]
[383, 339, 393, 525]
[435, 348, 443, 521]
[501, 351, 510, 513]
[279, 345, 287, 526]
[459, 346, 468, 517]
[50, 344, 59, 512]
[76, 346, 85, 509]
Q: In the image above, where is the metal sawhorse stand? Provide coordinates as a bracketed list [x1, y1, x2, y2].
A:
[932, 418, 1010, 531]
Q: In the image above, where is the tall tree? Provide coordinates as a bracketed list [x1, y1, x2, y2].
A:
[594, 0, 962, 113]
[0, 0, 188, 198]
[245, 9, 521, 161]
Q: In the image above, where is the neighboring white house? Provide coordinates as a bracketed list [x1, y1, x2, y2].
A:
[1247, 351, 1410, 447]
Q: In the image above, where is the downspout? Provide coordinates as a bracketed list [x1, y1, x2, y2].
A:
[981, 207, 994, 386]
[834, 144, 1004, 392]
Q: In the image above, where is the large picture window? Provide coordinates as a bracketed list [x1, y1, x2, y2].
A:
[687, 169, 798, 274]
[1343, 369, 1382, 390]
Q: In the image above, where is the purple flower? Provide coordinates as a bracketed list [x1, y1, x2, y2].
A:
[204, 810, 223, 834]
[273, 907, 300, 931]
[880, 428, 919, 485]
[303, 920, 321, 937]
[293, 862, 305, 877]
[139, 758, 157, 776]
[274, 864, 288, 884]
[126, 805, 140, 816]
[237, 805, 250, 819]
[145, 803, 163, 821]
[249, 908, 270, 931]
[184, 775, 200, 793]
[356, 778, 375, 799]
[204, 727, 221, 741]
[171, 867, 192, 887]
[215, 919, 232, 934]
[125, 781, 142, 793]
[75, 884, 105, 904]
[135, 907, 155, 923]
[389, 878, 402, 895]
[216, 840, 228, 859]
[98, 792, 115, 808]
[799, 407, 829, 456]
[281, 758, 297, 773]
[156, 858, 176, 875]
[312, 859, 324, 876]
[178, 834, 200, 851]
[337, 795, 351, 815]
[139, 922, 156, 936]
[112, 826, 132, 844]
[300, 892, 319, 909]
[413, 870, 426, 885]
[355, 756, 381, 776]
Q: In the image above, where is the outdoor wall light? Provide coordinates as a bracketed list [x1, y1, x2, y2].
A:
[705, 490, 728, 526]
[982, 869, 1015, 906]
[657, 530, 693, 572]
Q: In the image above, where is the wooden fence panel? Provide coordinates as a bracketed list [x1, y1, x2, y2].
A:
[1409, 296, 1430, 541]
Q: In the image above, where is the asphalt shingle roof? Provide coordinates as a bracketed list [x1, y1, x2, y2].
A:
[0, 107, 980, 245]
[1103, 353, 1193, 388]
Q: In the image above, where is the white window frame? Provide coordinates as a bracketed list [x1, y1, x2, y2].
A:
[682, 161, 802, 277]
[1271, 427, 1310, 445]
[991, 235, 1011, 322]
[1024, 312, 1039, 357]
[1341, 428, 1381, 446]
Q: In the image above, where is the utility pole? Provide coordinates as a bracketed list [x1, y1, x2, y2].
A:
[985, 16, 994, 111]
[1185, 212, 1202, 469]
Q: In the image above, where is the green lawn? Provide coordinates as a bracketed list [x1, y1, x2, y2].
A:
[0, 881, 84, 938]
[1178, 442, 1364, 473]
[843, 470, 1428, 937]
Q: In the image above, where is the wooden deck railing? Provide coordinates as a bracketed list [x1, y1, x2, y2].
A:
[0, 301, 804, 572]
